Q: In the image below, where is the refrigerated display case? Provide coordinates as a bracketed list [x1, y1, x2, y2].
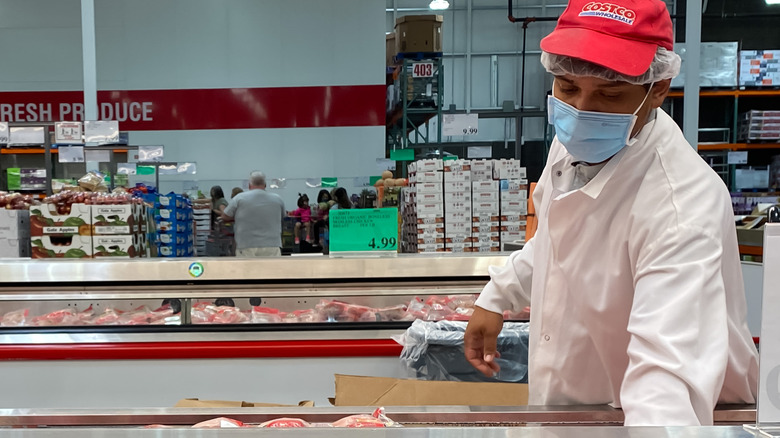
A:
[0, 255, 509, 408]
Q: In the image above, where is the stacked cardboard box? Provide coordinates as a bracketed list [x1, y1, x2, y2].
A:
[472, 180, 500, 253]
[740, 50, 780, 86]
[443, 160, 472, 253]
[739, 110, 780, 142]
[401, 159, 445, 253]
[153, 193, 194, 257]
[500, 179, 528, 246]
[29, 203, 93, 258]
[0, 210, 30, 258]
[193, 199, 211, 256]
[92, 203, 139, 258]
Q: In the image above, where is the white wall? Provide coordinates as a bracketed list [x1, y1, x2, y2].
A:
[0, 0, 385, 206]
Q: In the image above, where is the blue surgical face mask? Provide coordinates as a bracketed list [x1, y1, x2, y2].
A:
[547, 83, 653, 163]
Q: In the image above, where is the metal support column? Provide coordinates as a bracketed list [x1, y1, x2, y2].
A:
[683, 0, 701, 150]
[80, 0, 98, 121]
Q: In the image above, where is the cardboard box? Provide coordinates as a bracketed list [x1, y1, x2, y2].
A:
[395, 15, 443, 54]
[418, 243, 445, 252]
[472, 180, 499, 192]
[500, 221, 527, 233]
[471, 170, 493, 181]
[417, 193, 443, 204]
[445, 234, 473, 244]
[473, 191, 499, 202]
[415, 182, 443, 194]
[155, 220, 193, 234]
[473, 244, 500, 253]
[445, 243, 473, 253]
[93, 235, 136, 258]
[444, 192, 471, 203]
[92, 205, 135, 235]
[30, 203, 92, 237]
[418, 235, 444, 245]
[473, 201, 499, 214]
[0, 210, 30, 239]
[416, 203, 444, 214]
[445, 200, 471, 212]
[473, 223, 500, 233]
[446, 222, 471, 234]
[474, 232, 500, 243]
[501, 201, 528, 214]
[443, 159, 471, 172]
[473, 214, 501, 223]
[334, 374, 528, 406]
[501, 231, 524, 242]
[493, 160, 526, 180]
[470, 160, 493, 172]
[501, 213, 527, 222]
[386, 32, 396, 66]
[500, 179, 529, 191]
[417, 171, 443, 183]
[445, 211, 471, 223]
[416, 159, 443, 172]
[0, 238, 30, 258]
[175, 398, 315, 408]
[444, 181, 470, 192]
[444, 170, 471, 182]
[30, 235, 92, 259]
[417, 216, 444, 224]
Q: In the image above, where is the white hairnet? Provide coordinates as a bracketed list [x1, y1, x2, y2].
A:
[540, 46, 681, 85]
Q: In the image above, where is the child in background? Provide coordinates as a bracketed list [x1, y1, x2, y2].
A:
[291, 193, 312, 244]
[313, 189, 331, 246]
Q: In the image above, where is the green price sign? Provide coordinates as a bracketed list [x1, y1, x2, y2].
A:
[329, 208, 398, 254]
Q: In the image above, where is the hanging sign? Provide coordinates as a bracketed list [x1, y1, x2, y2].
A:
[54, 121, 83, 144]
[84, 120, 119, 145]
[329, 208, 398, 255]
[412, 62, 435, 78]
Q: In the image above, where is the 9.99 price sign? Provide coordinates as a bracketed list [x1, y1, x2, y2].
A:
[329, 208, 399, 254]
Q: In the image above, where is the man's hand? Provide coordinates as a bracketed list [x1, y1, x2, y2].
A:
[464, 306, 504, 377]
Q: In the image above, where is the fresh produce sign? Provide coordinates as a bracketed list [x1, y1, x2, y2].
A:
[329, 208, 398, 254]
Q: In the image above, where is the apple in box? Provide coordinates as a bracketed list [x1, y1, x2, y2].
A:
[29, 204, 92, 237]
[30, 235, 92, 259]
[92, 205, 135, 235]
[93, 235, 135, 258]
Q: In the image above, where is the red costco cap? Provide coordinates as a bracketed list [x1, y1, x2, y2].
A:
[540, 0, 674, 77]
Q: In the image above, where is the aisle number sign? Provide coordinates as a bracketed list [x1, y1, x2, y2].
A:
[412, 62, 435, 78]
[329, 208, 398, 255]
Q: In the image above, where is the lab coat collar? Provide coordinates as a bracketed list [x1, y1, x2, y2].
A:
[551, 109, 660, 200]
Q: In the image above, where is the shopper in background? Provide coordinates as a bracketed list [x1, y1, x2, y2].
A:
[290, 193, 312, 244]
[231, 187, 243, 198]
[222, 171, 285, 257]
[210, 186, 228, 215]
[313, 190, 331, 246]
[465, 0, 757, 427]
[330, 187, 352, 210]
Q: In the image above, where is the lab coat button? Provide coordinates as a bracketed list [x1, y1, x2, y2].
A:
[544, 335, 551, 341]
[556, 171, 562, 177]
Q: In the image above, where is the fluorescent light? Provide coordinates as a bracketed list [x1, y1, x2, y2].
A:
[429, 0, 450, 10]
[767, 0, 780, 5]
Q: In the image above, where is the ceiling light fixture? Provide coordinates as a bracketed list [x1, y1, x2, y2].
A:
[429, 0, 450, 10]
[767, 0, 780, 5]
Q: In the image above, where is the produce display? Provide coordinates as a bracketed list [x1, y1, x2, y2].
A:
[0, 192, 37, 210]
[0, 295, 529, 327]
[146, 408, 397, 429]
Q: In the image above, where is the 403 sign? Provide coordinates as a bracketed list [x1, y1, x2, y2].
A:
[329, 208, 399, 254]
[412, 62, 435, 78]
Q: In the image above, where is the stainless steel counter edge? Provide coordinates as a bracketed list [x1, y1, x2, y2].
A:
[0, 405, 756, 427]
[0, 254, 510, 283]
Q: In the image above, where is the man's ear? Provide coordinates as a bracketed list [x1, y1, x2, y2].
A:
[650, 79, 672, 108]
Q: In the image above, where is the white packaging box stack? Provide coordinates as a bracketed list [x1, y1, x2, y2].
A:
[0, 209, 31, 258]
[739, 50, 780, 86]
[470, 160, 494, 182]
[192, 202, 211, 256]
[493, 159, 526, 180]
[406, 160, 445, 253]
[500, 179, 529, 247]
[444, 162, 473, 251]
[739, 110, 780, 142]
[472, 180, 500, 252]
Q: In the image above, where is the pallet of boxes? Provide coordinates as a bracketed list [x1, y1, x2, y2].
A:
[152, 193, 195, 258]
[0, 193, 31, 258]
[192, 199, 211, 256]
[401, 158, 527, 253]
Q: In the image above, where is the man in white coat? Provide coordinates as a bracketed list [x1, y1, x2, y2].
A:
[464, 0, 758, 426]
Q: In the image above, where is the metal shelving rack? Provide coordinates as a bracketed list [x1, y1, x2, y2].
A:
[386, 57, 444, 153]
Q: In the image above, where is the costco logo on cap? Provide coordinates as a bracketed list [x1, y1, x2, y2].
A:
[579, 2, 636, 25]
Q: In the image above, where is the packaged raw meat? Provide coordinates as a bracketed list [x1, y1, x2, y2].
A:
[77, 306, 94, 323]
[212, 306, 249, 324]
[291, 309, 320, 323]
[404, 297, 431, 321]
[375, 304, 408, 322]
[251, 306, 283, 323]
[444, 307, 473, 321]
[331, 408, 397, 428]
[426, 303, 453, 321]
[91, 308, 123, 325]
[191, 302, 217, 324]
[192, 417, 245, 428]
[316, 300, 353, 322]
[143, 425, 175, 429]
[32, 309, 81, 326]
[445, 294, 477, 310]
[1, 309, 29, 327]
[258, 418, 310, 428]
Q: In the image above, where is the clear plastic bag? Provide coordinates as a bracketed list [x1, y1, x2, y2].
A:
[396, 320, 529, 383]
[1, 309, 29, 327]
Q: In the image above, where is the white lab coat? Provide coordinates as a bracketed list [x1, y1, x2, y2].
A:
[475, 109, 758, 426]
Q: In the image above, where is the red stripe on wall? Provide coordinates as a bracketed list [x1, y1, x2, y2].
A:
[0, 85, 385, 131]
[0, 340, 403, 361]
